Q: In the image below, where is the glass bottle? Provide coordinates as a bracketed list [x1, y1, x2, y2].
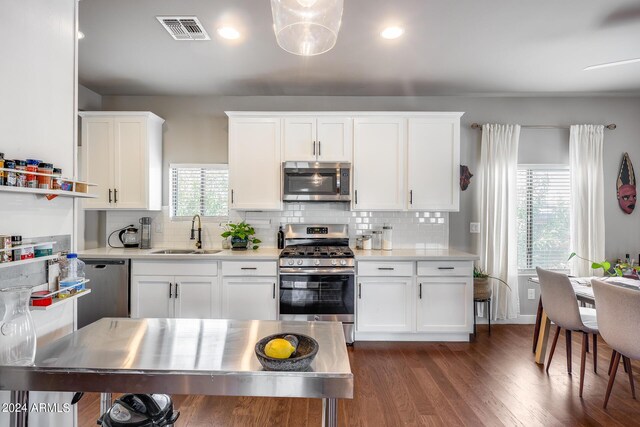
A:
[382, 225, 393, 251]
[0, 286, 37, 365]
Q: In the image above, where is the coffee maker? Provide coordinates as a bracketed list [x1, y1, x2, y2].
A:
[139, 217, 152, 249]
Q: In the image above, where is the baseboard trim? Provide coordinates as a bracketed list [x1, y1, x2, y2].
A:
[475, 315, 536, 325]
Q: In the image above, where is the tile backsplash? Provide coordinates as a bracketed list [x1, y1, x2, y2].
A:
[103, 203, 449, 250]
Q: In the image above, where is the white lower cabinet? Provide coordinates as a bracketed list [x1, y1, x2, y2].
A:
[221, 277, 278, 320]
[356, 277, 413, 332]
[131, 261, 219, 319]
[416, 276, 473, 333]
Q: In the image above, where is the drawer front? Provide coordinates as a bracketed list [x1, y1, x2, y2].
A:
[417, 261, 472, 277]
[358, 261, 413, 277]
[132, 260, 218, 276]
[221, 261, 278, 276]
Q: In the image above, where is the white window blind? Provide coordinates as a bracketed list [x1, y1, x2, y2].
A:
[517, 165, 571, 271]
[170, 164, 228, 218]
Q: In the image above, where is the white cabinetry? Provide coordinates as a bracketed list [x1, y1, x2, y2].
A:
[283, 116, 352, 162]
[407, 116, 461, 211]
[357, 277, 413, 332]
[221, 261, 278, 320]
[352, 117, 406, 210]
[80, 112, 164, 210]
[228, 116, 282, 210]
[131, 261, 219, 319]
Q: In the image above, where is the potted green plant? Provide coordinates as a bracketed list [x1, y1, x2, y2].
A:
[568, 252, 640, 277]
[473, 266, 511, 300]
[221, 222, 262, 250]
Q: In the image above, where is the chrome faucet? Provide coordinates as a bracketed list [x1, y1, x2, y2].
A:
[190, 214, 202, 249]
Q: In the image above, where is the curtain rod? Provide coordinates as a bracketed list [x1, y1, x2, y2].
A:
[470, 123, 617, 130]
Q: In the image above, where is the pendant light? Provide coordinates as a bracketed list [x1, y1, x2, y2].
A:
[270, 0, 344, 56]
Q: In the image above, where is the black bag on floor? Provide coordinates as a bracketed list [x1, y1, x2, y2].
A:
[97, 394, 180, 427]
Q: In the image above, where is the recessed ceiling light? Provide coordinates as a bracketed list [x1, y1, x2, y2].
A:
[584, 57, 640, 71]
[77, 31, 85, 40]
[217, 26, 240, 40]
[380, 26, 404, 40]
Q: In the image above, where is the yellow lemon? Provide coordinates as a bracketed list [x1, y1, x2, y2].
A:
[264, 338, 295, 359]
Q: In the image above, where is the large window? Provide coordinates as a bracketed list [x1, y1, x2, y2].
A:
[170, 164, 228, 218]
[517, 165, 571, 271]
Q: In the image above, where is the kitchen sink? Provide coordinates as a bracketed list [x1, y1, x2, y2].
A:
[150, 249, 197, 254]
[193, 250, 222, 254]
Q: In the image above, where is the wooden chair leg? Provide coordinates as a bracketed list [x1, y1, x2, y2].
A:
[623, 356, 636, 399]
[593, 334, 598, 373]
[604, 352, 621, 409]
[546, 326, 561, 373]
[566, 330, 572, 374]
[533, 298, 543, 353]
[609, 350, 618, 376]
[580, 332, 587, 397]
[624, 358, 628, 374]
[487, 299, 491, 336]
[586, 334, 589, 353]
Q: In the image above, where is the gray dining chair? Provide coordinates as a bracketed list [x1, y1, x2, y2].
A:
[536, 268, 599, 397]
[591, 278, 639, 408]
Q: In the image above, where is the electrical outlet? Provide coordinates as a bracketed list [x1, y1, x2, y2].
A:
[470, 222, 480, 234]
[155, 222, 163, 233]
[528, 289, 536, 300]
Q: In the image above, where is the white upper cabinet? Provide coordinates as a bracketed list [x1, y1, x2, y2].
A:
[407, 115, 461, 211]
[283, 116, 352, 162]
[352, 117, 406, 210]
[228, 116, 282, 211]
[80, 112, 164, 210]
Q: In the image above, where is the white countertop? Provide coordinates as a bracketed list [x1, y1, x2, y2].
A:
[80, 247, 478, 261]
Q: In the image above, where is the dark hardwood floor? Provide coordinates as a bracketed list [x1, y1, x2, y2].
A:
[78, 325, 640, 426]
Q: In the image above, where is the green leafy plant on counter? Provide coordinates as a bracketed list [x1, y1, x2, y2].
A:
[568, 252, 640, 277]
[473, 266, 511, 290]
[221, 221, 262, 250]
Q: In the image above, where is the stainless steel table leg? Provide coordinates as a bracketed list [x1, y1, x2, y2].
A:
[9, 390, 28, 427]
[100, 392, 113, 415]
[322, 398, 337, 427]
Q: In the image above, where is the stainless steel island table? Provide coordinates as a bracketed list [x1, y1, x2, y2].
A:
[0, 318, 353, 427]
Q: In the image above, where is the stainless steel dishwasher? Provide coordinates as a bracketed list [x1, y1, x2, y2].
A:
[78, 258, 130, 329]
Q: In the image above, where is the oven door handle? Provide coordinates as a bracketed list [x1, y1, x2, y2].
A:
[279, 267, 355, 275]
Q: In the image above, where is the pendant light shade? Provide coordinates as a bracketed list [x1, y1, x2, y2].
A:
[271, 0, 344, 56]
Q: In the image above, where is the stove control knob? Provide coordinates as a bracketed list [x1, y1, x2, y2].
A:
[331, 259, 337, 266]
[297, 260, 303, 265]
[340, 260, 347, 266]
[314, 259, 321, 266]
[288, 260, 294, 266]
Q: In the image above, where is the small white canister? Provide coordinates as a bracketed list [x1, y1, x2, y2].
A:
[382, 225, 393, 251]
[362, 235, 372, 250]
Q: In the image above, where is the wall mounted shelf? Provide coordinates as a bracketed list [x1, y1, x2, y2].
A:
[0, 186, 97, 199]
[30, 289, 92, 311]
[0, 254, 58, 269]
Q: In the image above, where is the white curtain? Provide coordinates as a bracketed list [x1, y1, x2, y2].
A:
[479, 124, 521, 320]
[569, 125, 605, 276]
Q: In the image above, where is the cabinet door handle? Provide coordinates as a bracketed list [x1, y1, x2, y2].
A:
[318, 140, 321, 157]
[273, 283, 276, 299]
[355, 190, 358, 204]
[169, 282, 173, 298]
[358, 283, 362, 299]
[175, 283, 179, 298]
[410, 190, 413, 205]
[114, 188, 118, 204]
[313, 141, 316, 156]
[419, 283, 422, 299]
[108, 189, 112, 203]
[241, 267, 257, 270]
[438, 267, 455, 270]
[231, 189, 234, 204]
[378, 267, 395, 271]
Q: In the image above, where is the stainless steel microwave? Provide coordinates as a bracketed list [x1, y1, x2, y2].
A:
[282, 162, 351, 202]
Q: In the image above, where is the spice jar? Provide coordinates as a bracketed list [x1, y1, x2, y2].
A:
[37, 162, 53, 189]
[52, 168, 63, 190]
[356, 237, 363, 250]
[362, 234, 372, 250]
[4, 160, 16, 186]
[26, 159, 39, 188]
[372, 230, 383, 250]
[382, 225, 393, 251]
[14, 160, 27, 187]
[0, 153, 5, 186]
[0, 236, 11, 263]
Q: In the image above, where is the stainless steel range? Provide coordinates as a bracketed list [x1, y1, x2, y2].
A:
[278, 224, 355, 344]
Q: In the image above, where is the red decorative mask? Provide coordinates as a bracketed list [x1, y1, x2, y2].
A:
[617, 153, 636, 215]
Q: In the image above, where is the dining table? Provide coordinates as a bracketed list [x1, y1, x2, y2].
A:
[529, 276, 640, 365]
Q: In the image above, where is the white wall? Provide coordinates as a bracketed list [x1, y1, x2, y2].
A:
[78, 84, 102, 111]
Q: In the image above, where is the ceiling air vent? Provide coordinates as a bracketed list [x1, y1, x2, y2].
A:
[156, 16, 210, 41]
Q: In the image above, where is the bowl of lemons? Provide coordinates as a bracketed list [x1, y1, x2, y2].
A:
[255, 333, 319, 371]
